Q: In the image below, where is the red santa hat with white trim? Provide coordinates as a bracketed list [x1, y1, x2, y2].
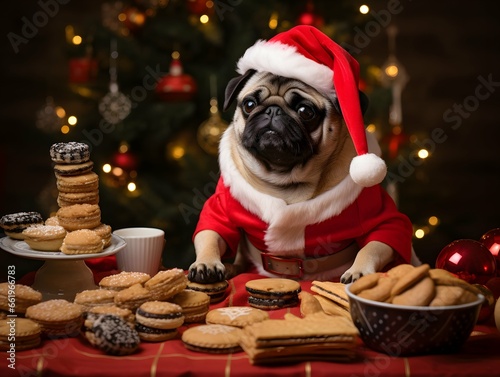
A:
[236, 25, 387, 187]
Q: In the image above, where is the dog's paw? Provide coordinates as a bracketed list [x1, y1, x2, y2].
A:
[340, 270, 363, 284]
[188, 260, 226, 283]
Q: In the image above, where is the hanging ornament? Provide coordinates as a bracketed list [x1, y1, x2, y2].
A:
[99, 40, 132, 125]
[297, 0, 324, 28]
[197, 75, 228, 155]
[102, 142, 138, 189]
[155, 51, 197, 102]
[120, 6, 147, 34]
[435, 239, 497, 285]
[187, 0, 214, 16]
[480, 228, 500, 274]
[68, 34, 98, 84]
[35, 97, 65, 133]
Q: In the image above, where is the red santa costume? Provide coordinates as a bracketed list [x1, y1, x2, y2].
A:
[194, 26, 413, 280]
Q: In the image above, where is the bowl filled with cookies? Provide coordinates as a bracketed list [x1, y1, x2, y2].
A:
[345, 264, 484, 356]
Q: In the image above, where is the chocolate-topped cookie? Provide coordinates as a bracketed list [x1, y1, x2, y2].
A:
[50, 142, 90, 164]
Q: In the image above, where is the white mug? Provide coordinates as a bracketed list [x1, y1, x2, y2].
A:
[113, 227, 165, 276]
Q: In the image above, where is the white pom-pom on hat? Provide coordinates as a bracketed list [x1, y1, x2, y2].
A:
[350, 153, 387, 188]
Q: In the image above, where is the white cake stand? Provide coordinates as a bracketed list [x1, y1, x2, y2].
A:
[0, 235, 125, 301]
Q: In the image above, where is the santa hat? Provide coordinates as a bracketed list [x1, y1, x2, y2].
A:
[236, 25, 386, 187]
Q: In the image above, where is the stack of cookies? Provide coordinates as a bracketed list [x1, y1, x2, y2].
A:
[48, 142, 112, 254]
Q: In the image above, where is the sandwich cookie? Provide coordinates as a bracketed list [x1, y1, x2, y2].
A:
[53, 160, 94, 176]
[114, 283, 152, 311]
[0, 318, 41, 351]
[311, 281, 350, 311]
[0, 211, 44, 240]
[186, 280, 229, 304]
[0, 283, 42, 314]
[57, 191, 100, 207]
[206, 306, 269, 328]
[26, 299, 83, 338]
[245, 278, 301, 310]
[144, 268, 188, 301]
[91, 223, 112, 248]
[22, 225, 67, 251]
[57, 203, 101, 231]
[61, 229, 104, 255]
[182, 324, 243, 354]
[74, 289, 116, 312]
[135, 301, 184, 342]
[44, 216, 60, 226]
[85, 314, 140, 356]
[170, 290, 210, 323]
[50, 142, 90, 164]
[56, 172, 99, 193]
[99, 271, 151, 291]
[85, 305, 135, 329]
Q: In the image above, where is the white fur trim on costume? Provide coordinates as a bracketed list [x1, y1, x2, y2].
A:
[349, 153, 387, 188]
[237, 40, 335, 98]
[218, 129, 363, 257]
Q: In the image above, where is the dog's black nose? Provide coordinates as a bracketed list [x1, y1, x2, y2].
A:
[265, 105, 283, 117]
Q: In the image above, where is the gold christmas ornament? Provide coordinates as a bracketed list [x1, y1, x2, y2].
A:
[197, 97, 228, 155]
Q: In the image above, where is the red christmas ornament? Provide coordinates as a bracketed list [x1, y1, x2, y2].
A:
[473, 284, 496, 323]
[155, 54, 197, 102]
[187, 0, 214, 16]
[435, 239, 497, 285]
[112, 150, 138, 171]
[121, 6, 147, 33]
[485, 277, 500, 299]
[68, 57, 98, 84]
[480, 228, 500, 274]
[297, 0, 324, 28]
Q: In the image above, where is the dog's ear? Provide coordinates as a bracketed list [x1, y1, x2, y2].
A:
[223, 69, 256, 111]
[332, 90, 369, 116]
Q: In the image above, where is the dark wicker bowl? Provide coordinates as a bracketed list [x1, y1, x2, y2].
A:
[346, 283, 484, 356]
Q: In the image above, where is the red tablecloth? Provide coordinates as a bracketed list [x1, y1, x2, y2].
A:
[3, 258, 500, 377]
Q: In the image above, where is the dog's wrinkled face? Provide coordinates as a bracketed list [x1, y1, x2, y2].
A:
[225, 71, 347, 185]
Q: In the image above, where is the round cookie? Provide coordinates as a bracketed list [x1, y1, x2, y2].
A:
[114, 283, 152, 311]
[50, 142, 90, 164]
[135, 301, 184, 342]
[182, 324, 242, 354]
[57, 203, 101, 231]
[144, 269, 188, 301]
[23, 225, 67, 251]
[61, 229, 104, 255]
[26, 299, 83, 338]
[0, 211, 44, 240]
[56, 172, 99, 194]
[57, 191, 100, 207]
[392, 276, 436, 306]
[99, 271, 151, 291]
[170, 290, 210, 323]
[91, 223, 112, 248]
[186, 280, 229, 304]
[245, 278, 301, 310]
[86, 305, 135, 328]
[74, 289, 116, 311]
[0, 283, 42, 314]
[53, 160, 94, 176]
[206, 306, 269, 328]
[349, 273, 382, 295]
[86, 314, 140, 355]
[44, 216, 60, 226]
[0, 318, 41, 351]
[357, 275, 396, 302]
[390, 264, 431, 297]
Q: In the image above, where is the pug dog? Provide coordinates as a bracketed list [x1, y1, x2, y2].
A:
[188, 26, 420, 284]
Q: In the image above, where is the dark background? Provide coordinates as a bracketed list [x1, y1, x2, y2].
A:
[1, 0, 499, 279]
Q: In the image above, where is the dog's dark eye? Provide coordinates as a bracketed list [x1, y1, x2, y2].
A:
[242, 99, 257, 115]
[297, 105, 315, 121]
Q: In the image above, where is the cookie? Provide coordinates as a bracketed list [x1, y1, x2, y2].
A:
[74, 289, 116, 311]
[0, 283, 42, 314]
[135, 301, 184, 342]
[310, 281, 349, 310]
[245, 278, 301, 310]
[57, 203, 101, 231]
[61, 229, 104, 255]
[22, 225, 67, 251]
[170, 290, 210, 323]
[91, 223, 112, 248]
[390, 264, 431, 297]
[182, 324, 243, 354]
[53, 160, 94, 176]
[392, 276, 435, 306]
[25, 299, 83, 338]
[85, 305, 135, 328]
[50, 142, 90, 164]
[185, 280, 229, 304]
[429, 268, 482, 295]
[206, 306, 269, 328]
[0, 211, 44, 240]
[313, 295, 352, 320]
[114, 283, 152, 311]
[85, 314, 140, 355]
[144, 269, 188, 301]
[57, 191, 100, 207]
[349, 272, 382, 295]
[386, 263, 415, 279]
[357, 275, 396, 302]
[56, 172, 99, 194]
[99, 272, 151, 291]
[0, 318, 41, 351]
[44, 216, 60, 226]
